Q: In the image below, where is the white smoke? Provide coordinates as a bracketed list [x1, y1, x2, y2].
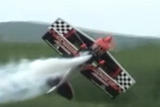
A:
[0, 55, 91, 103]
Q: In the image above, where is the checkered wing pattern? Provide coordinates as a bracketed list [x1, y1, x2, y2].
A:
[115, 71, 134, 90]
[50, 18, 73, 36]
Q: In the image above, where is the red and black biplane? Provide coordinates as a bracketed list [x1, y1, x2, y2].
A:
[42, 18, 135, 99]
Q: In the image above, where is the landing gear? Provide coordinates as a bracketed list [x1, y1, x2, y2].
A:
[80, 43, 87, 50]
[98, 60, 106, 65]
[78, 43, 87, 52]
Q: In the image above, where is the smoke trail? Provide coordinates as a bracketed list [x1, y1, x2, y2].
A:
[0, 55, 91, 103]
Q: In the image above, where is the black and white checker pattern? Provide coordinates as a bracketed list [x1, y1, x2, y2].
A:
[50, 18, 73, 35]
[115, 72, 133, 90]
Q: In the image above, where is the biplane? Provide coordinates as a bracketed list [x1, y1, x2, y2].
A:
[42, 18, 135, 100]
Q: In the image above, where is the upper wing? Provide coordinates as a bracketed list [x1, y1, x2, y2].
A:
[42, 18, 94, 56]
[42, 18, 135, 98]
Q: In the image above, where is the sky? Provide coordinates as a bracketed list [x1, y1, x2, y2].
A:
[0, 0, 160, 37]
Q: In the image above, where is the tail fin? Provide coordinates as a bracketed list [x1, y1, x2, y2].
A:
[56, 81, 74, 100]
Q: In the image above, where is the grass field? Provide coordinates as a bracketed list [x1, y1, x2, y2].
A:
[0, 42, 160, 107]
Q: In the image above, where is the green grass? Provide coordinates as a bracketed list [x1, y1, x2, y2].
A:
[0, 42, 59, 63]
[0, 42, 160, 107]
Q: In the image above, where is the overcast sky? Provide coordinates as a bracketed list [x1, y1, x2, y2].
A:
[0, 0, 160, 37]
